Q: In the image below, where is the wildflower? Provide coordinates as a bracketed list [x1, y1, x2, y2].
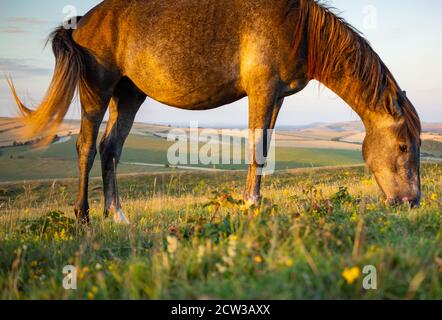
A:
[362, 179, 372, 186]
[95, 263, 102, 271]
[430, 193, 438, 201]
[216, 263, 227, 274]
[87, 286, 99, 300]
[254, 255, 262, 264]
[78, 267, 90, 280]
[167, 236, 178, 255]
[342, 266, 361, 284]
[350, 213, 358, 223]
[285, 258, 294, 267]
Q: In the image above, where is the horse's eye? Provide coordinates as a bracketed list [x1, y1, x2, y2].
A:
[399, 144, 408, 153]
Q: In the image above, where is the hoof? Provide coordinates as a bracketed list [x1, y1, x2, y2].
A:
[74, 208, 90, 225]
[244, 194, 261, 206]
[113, 209, 130, 225]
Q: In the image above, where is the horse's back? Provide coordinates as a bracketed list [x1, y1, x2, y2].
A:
[72, 0, 291, 109]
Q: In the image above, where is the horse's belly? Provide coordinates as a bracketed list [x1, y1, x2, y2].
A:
[125, 51, 244, 110]
[133, 75, 245, 110]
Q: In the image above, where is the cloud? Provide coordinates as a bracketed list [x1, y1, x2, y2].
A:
[6, 17, 49, 25]
[0, 17, 50, 33]
[0, 27, 25, 34]
[0, 58, 52, 78]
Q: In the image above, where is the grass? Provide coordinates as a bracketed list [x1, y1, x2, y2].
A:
[0, 163, 441, 299]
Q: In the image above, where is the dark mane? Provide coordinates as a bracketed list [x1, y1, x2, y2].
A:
[289, 0, 421, 142]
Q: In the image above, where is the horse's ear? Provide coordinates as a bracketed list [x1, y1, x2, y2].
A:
[385, 93, 403, 118]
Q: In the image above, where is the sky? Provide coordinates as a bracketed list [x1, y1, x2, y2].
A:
[0, 0, 441, 127]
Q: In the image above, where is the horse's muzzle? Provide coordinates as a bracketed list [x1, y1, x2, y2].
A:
[387, 195, 421, 208]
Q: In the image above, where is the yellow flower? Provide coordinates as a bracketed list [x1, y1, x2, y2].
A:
[87, 286, 98, 300]
[78, 266, 90, 281]
[342, 266, 361, 284]
[285, 258, 294, 267]
[362, 179, 372, 186]
[254, 255, 263, 264]
[350, 213, 358, 223]
[430, 193, 438, 201]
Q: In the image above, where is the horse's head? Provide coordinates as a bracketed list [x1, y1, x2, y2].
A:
[362, 91, 422, 207]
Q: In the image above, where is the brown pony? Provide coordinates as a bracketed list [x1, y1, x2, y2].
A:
[8, 0, 421, 223]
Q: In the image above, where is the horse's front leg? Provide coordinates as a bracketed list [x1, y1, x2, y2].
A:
[244, 86, 283, 205]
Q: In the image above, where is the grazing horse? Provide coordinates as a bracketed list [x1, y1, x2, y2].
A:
[8, 0, 421, 224]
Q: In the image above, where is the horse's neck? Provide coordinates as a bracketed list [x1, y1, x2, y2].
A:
[318, 66, 370, 119]
[303, 2, 390, 120]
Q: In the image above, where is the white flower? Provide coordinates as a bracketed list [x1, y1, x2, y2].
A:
[167, 236, 178, 255]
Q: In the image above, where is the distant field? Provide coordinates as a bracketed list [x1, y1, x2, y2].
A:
[422, 140, 442, 157]
[1, 118, 441, 182]
[0, 133, 363, 182]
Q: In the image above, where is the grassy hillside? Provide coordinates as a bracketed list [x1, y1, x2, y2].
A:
[422, 140, 442, 157]
[0, 164, 441, 299]
[0, 133, 363, 182]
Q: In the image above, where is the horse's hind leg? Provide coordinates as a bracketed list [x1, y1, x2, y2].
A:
[99, 78, 146, 224]
[74, 70, 120, 223]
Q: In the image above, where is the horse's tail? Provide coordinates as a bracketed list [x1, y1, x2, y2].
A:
[7, 17, 85, 146]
